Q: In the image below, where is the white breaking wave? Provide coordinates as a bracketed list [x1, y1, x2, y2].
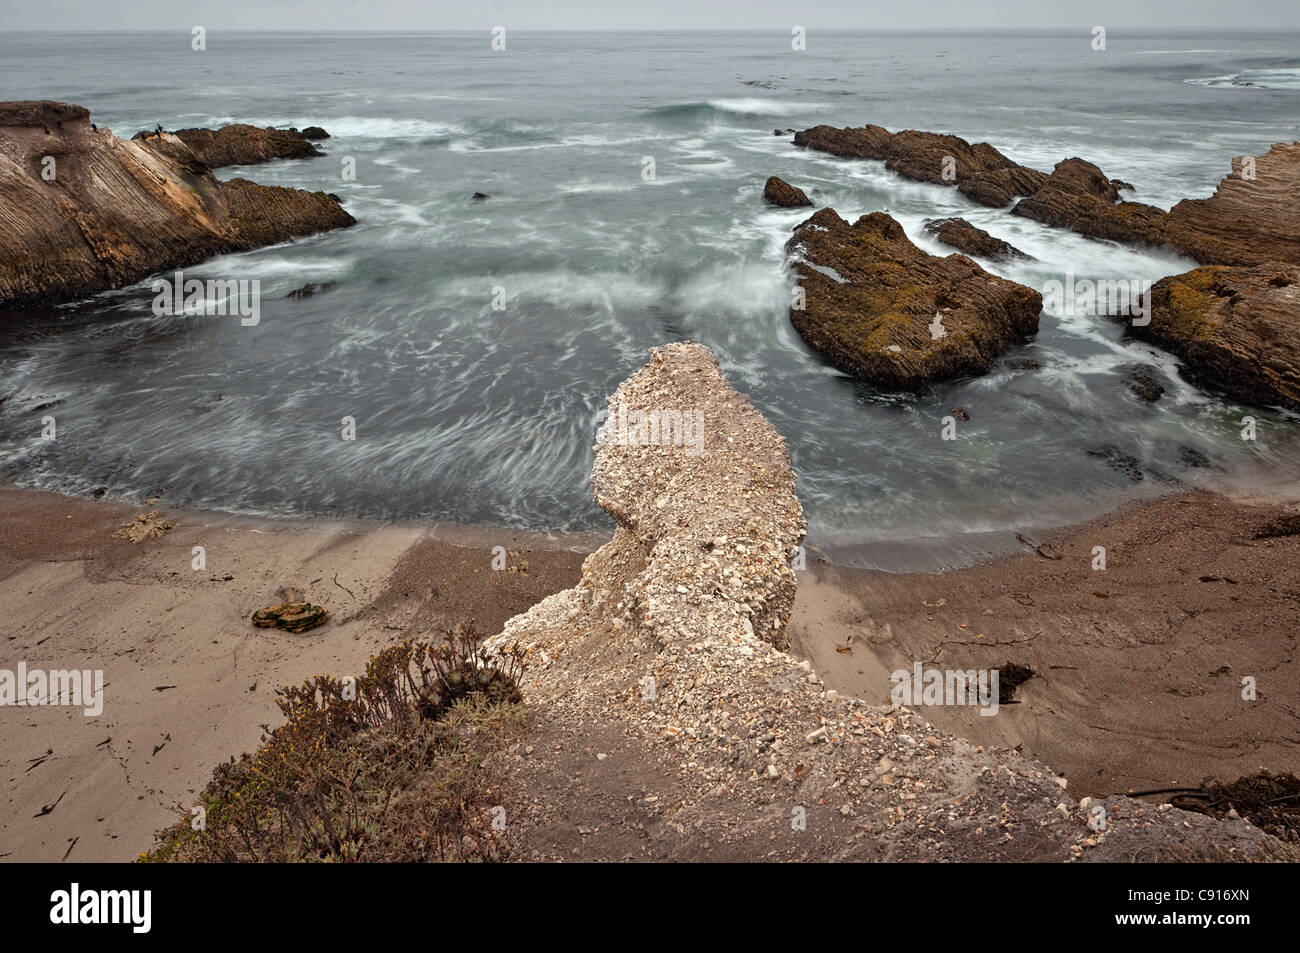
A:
[706, 98, 831, 117]
[220, 116, 464, 139]
[1185, 68, 1300, 90]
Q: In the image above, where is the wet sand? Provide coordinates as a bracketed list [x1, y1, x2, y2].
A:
[0, 487, 590, 861]
[790, 489, 1300, 800]
[2, 483, 1297, 860]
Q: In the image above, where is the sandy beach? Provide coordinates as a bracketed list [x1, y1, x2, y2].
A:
[3, 477, 1297, 861]
[0, 486, 589, 861]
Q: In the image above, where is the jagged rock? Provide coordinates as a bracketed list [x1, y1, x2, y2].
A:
[786, 208, 1042, 388]
[1165, 142, 1300, 266]
[0, 101, 354, 311]
[471, 191, 490, 200]
[164, 123, 324, 168]
[763, 175, 812, 207]
[924, 217, 1030, 261]
[220, 177, 355, 247]
[1135, 261, 1300, 409]
[1011, 158, 1169, 246]
[299, 126, 330, 141]
[251, 602, 328, 634]
[793, 124, 1047, 207]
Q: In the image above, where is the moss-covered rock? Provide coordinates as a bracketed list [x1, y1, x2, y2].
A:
[787, 208, 1042, 389]
[1135, 261, 1300, 409]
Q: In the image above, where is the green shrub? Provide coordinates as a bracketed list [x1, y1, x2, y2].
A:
[144, 625, 526, 862]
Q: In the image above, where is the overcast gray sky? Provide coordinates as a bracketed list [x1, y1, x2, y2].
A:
[2, 0, 1299, 31]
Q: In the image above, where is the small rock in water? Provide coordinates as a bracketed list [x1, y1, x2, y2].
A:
[763, 175, 813, 208]
[1123, 365, 1165, 402]
[472, 191, 490, 200]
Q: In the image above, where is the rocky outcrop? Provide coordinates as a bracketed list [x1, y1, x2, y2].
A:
[483, 343, 1276, 860]
[1135, 262, 1300, 409]
[786, 208, 1042, 388]
[1011, 158, 1169, 246]
[792, 123, 1300, 408]
[162, 123, 325, 168]
[1165, 143, 1300, 266]
[566, 343, 803, 653]
[763, 175, 812, 207]
[0, 102, 354, 311]
[796, 125, 1300, 270]
[924, 217, 1030, 261]
[299, 126, 330, 141]
[793, 124, 1048, 208]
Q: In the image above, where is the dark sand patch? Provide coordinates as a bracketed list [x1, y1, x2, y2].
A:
[790, 490, 1300, 800]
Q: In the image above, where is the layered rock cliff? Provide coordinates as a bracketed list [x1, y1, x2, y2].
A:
[1164, 142, 1300, 267]
[0, 101, 354, 311]
[485, 343, 1277, 860]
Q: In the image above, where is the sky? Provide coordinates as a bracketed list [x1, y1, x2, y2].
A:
[2, 0, 1299, 31]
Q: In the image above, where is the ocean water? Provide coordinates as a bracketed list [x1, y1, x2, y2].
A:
[2, 30, 1299, 566]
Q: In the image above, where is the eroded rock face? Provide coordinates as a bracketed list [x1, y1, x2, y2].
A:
[0, 102, 354, 311]
[786, 208, 1042, 388]
[164, 123, 324, 168]
[1165, 143, 1300, 267]
[924, 217, 1030, 261]
[763, 175, 813, 207]
[1136, 262, 1300, 409]
[1011, 158, 1169, 247]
